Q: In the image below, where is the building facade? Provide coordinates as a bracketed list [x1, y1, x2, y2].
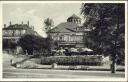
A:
[47, 14, 90, 48]
[2, 21, 37, 47]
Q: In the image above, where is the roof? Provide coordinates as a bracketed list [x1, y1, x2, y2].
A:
[67, 14, 81, 19]
[3, 24, 31, 30]
[48, 22, 79, 33]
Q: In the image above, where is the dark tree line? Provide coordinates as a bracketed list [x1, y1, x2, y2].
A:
[81, 3, 125, 73]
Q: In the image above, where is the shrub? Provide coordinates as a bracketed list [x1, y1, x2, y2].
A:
[18, 34, 54, 55]
[41, 55, 103, 66]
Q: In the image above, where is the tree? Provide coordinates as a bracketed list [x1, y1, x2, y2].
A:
[44, 18, 54, 32]
[3, 39, 17, 50]
[18, 34, 54, 56]
[81, 3, 125, 73]
[18, 34, 44, 55]
[44, 35, 55, 53]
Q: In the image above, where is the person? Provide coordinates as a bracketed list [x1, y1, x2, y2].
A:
[25, 50, 28, 56]
[59, 47, 64, 55]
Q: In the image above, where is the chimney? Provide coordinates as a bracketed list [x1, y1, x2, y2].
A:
[9, 21, 12, 26]
[21, 21, 23, 25]
[31, 26, 34, 30]
[4, 24, 6, 28]
[27, 20, 29, 27]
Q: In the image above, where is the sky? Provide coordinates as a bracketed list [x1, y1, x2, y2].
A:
[3, 3, 82, 37]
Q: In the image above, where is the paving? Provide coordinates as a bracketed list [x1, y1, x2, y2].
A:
[3, 53, 125, 79]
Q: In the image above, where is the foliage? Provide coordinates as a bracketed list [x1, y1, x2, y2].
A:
[41, 56, 103, 66]
[81, 3, 125, 63]
[18, 34, 54, 55]
[44, 18, 54, 31]
[3, 39, 17, 49]
[45, 35, 55, 52]
[81, 3, 125, 73]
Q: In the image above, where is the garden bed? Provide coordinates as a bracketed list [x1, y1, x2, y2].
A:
[41, 55, 103, 66]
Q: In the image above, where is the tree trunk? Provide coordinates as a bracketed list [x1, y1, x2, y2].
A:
[111, 4, 119, 74]
[111, 57, 117, 73]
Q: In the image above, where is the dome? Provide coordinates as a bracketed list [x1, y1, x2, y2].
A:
[67, 14, 81, 25]
[68, 14, 81, 19]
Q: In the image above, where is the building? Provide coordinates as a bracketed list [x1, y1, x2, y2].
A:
[47, 14, 90, 48]
[2, 21, 37, 46]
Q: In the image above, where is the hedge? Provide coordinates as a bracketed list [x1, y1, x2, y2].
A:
[41, 55, 103, 66]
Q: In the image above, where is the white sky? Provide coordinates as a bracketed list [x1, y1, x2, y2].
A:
[3, 3, 82, 37]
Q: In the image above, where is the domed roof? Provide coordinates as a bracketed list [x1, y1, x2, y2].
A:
[68, 14, 81, 19]
[48, 22, 79, 33]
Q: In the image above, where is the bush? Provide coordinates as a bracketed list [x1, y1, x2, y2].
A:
[41, 55, 103, 66]
[18, 34, 54, 55]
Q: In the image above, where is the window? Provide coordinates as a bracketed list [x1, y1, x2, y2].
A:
[3, 30, 9, 36]
[8, 30, 13, 36]
[15, 30, 20, 36]
[21, 30, 26, 35]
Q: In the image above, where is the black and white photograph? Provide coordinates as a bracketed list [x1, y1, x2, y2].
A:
[0, 1, 127, 81]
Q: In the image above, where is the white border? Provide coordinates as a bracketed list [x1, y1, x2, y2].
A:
[1, 1, 127, 3]
[0, 1, 3, 81]
[0, 1, 127, 81]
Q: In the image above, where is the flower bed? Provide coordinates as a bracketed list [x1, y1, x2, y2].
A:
[41, 55, 103, 66]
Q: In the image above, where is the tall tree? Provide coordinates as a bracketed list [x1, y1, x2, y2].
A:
[18, 34, 54, 56]
[18, 34, 45, 55]
[44, 18, 54, 32]
[81, 3, 125, 73]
